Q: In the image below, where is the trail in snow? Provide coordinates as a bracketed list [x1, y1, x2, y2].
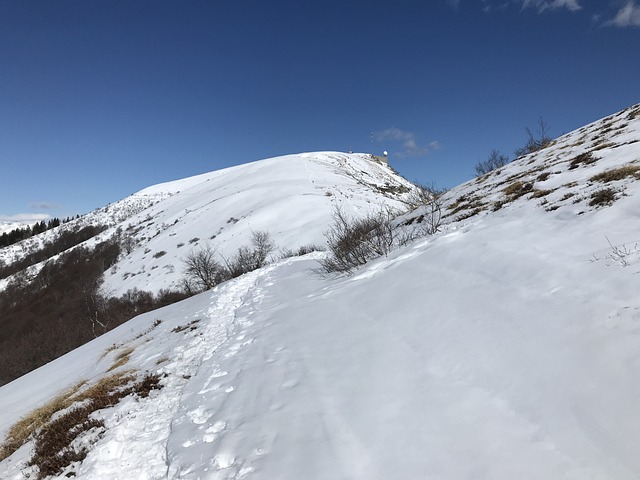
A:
[74, 266, 276, 480]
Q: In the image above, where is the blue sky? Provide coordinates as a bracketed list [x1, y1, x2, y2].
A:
[1, 0, 639, 222]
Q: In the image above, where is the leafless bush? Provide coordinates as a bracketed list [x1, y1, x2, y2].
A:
[605, 237, 638, 267]
[182, 231, 276, 292]
[475, 149, 510, 176]
[319, 208, 398, 275]
[514, 117, 553, 157]
[224, 231, 276, 278]
[405, 182, 444, 236]
[182, 245, 228, 293]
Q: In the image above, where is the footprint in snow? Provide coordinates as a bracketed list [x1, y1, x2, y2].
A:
[187, 406, 211, 425]
[203, 421, 227, 443]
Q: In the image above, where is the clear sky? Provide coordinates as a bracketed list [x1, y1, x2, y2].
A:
[1, 0, 639, 223]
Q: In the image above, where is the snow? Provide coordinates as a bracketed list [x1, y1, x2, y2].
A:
[2, 106, 640, 479]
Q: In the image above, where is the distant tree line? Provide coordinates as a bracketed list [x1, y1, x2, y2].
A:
[0, 216, 80, 248]
[0, 224, 104, 281]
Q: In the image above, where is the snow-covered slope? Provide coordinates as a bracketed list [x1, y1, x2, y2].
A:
[0, 152, 415, 294]
[1, 105, 640, 480]
[0, 222, 32, 236]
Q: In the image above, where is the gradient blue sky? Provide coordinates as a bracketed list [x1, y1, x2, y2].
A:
[1, 0, 639, 222]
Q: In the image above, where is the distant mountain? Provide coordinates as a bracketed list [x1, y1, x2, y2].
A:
[1, 104, 640, 480]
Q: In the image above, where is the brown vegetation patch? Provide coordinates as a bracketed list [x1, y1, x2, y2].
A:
[456, 207, 485, 220]
[627, 107, 640, 120]
[589, 188, 617, 207]
[107, 346, 135, 372]
[504, 181, 534, 199]
[536, 171, 551, 182]
[591, 142, 615, 151]
[568, 152, 598, 170]
[1, 371, 162, 479]
[172, 319, 201, 334]
[590, 165, 640, 183]
[0, 381, 87, 462]
[531, 189, 555, 199]
[447, 194, 486, 215]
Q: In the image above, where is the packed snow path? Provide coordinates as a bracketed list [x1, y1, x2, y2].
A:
[74, 266, 278, 480]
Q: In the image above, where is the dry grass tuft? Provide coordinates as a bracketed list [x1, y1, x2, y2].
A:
[504, 181, 534, 199]
[107, 346, 135, 372]
[590, 165, 640, 183]
[589, 188, 617, 207]
[531, 189, 554, 199]
[568, 152, 598, 170]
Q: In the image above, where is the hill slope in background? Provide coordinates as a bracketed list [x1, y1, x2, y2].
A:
[0, 152, 415, 296]
[1, 104, 640, 479]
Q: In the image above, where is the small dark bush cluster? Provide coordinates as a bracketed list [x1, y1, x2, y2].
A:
[172, 319, 201, 333]
[181, 231, 276, 294]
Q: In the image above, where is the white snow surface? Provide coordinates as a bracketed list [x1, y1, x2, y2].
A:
[2, 106, 640, 479]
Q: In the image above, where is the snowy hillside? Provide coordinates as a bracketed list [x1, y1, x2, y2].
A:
[0, 152, 415, 295]
[2, 104, 640, 479]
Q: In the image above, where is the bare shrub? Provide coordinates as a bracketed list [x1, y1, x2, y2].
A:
[319, 208, 397, 275]
[279, 244, 323, 259]
[224, 231, 275, 278]
[475, 149, 510, 177]
[182, 245, 228, 293]
[404, 182, 444, 235]
[514, 117, 553, 157]
[181, 231, 276, 292]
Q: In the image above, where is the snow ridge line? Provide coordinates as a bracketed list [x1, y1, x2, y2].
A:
[74, 266, 275, 480]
